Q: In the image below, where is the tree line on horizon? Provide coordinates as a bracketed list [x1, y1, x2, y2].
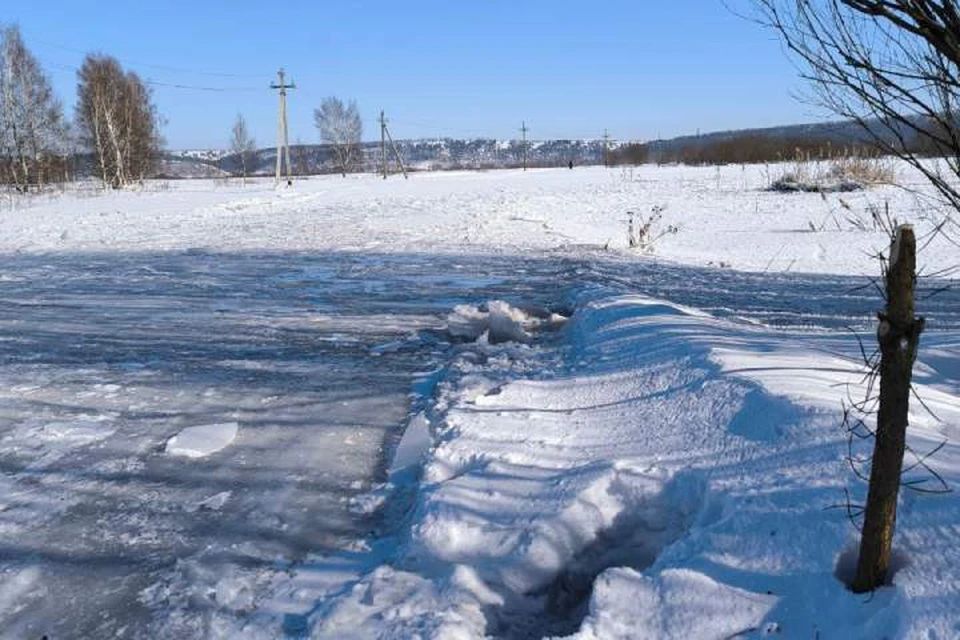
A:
[0, 22, 372, 189]
[609, 126, 952, 168]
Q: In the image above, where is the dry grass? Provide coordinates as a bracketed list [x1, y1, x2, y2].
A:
[826, 153, 896, 185]
[769, 148, 896, 192]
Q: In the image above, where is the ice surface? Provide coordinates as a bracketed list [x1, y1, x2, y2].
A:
[0, 250, 577, 637]
[165, 422, 238, 458]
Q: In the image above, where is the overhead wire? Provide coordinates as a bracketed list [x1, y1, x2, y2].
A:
[42, 59, 266, 93]
[32, 38, 269, 79]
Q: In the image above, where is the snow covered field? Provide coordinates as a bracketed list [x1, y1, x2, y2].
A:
[2, 163, 956, 277]
[0, 164, 957, 639]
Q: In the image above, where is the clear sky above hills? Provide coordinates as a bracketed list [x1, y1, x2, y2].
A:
[11, 0, 824, 149]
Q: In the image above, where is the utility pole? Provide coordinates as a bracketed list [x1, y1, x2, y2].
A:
[270, 68, 295, 186]
[379, 109, 408, 180]
[520, 121, 528, 171]
[380, 110, 388, 180]
[603, 128, 611, 168]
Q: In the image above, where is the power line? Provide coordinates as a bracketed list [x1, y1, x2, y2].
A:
[144, 80, 263, 93]
[385, 116, 601, 142]
[32, 38, 267, 79]
[42, 58, 264, 93]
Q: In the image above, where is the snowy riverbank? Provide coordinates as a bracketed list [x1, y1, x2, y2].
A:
[308, 289, 960, 639]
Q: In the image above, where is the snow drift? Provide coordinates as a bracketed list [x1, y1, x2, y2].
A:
[312, 290, 960, 639]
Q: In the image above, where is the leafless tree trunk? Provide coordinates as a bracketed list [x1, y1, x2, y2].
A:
[853, 225, 924, 592]
[313, 97, 363, 177]
[230, 113, 256, 186]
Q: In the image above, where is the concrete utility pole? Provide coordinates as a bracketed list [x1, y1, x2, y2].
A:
[380, 110, 388, 180]
[603, 129, 611, 168]
[270, 68, 295, 186]
[379, 110, 408, 180]
[520, 121, 529, 171]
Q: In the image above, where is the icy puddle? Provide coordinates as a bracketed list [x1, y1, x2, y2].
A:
[0, 249, 955, 637]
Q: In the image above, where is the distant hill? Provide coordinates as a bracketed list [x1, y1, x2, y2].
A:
[157, 117, 918, 179]
[161, 138, 615, 179]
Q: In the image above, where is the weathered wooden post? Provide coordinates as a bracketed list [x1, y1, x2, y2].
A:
[852, 224, 925, 593]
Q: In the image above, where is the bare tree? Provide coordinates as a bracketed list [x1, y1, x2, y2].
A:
[76, 54, 160, 189]
[753, 1, 960, 235]
[752, 0, 955, 594]
[0, 24, 67, 192]
[230, 113, 256, 185]
[313, 97, 362, 177]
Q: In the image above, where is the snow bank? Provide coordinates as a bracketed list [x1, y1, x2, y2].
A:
[165, 422, 239, 458]
[312, 291, 960, 639]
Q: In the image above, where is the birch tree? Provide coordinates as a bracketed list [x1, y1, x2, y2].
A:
[0, 25, 67, 191]
[313, 97, 363, 177]
[76, 54, 160, 189]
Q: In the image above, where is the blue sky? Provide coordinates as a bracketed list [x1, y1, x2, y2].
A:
[11, 0, 824, 149]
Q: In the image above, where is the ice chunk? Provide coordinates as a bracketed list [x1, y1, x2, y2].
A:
[165, 422, 239, 458]
[486, 300, 534, 344]
[390, 412, 432, 474]
[445, 300, 566, 344]
[446, 303, 489, 341]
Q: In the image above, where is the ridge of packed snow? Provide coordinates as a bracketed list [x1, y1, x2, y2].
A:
[309, 290, 960, 639]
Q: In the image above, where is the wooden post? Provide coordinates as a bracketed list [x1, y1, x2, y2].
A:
[852, 224, 924, 593]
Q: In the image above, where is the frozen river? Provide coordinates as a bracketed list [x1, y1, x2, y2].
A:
[0, 249, 955, 637]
